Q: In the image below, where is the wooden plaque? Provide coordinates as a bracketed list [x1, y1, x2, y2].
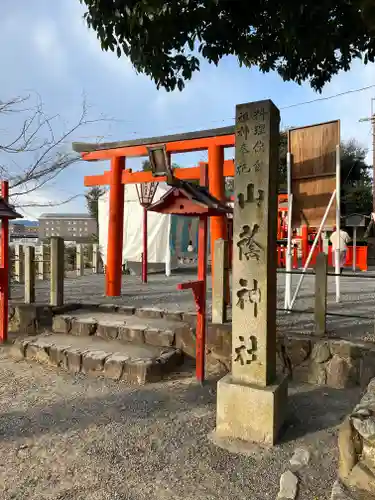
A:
[288, 120, 339, 227]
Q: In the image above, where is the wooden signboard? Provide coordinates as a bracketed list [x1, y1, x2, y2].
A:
[288, 120, 340, 227]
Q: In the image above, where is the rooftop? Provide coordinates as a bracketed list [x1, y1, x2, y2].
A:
[72, 125, 235, 153]
[39, 213, 94, 220]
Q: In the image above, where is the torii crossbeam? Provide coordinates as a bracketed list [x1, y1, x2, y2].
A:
[73, 126, 235, 297]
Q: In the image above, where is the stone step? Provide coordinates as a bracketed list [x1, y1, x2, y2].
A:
[10, 333, 183, 385]
[52, 309, 194, 350]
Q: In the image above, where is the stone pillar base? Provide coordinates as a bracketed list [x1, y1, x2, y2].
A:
[215, 374, 288, 446]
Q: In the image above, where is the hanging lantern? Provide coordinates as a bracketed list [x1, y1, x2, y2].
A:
[135, 182, 159, 208]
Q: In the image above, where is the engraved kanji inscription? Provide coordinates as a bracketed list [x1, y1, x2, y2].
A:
[239, 143, 250, 156]
[253, 140, 265, 154]
[237, 110, 249, 123]
[237, 123, 250, 140]
[254, 123, 266, 136]
[251, 107, 267, 121]
[236, 161, 251, 175]
[236, 278, 261, 316]
[234, 335, 258, 365]
[253, 160, 262, 172]
[237, 184, 264, 209]
[237, 224, 262, 262]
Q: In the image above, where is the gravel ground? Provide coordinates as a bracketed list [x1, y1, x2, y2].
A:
[0, 346, 362, 500]
[11, 267, 375, 341]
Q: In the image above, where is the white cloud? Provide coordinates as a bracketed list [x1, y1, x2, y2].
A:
[11, 186, 84, 220]
[32, 20, 68, 78]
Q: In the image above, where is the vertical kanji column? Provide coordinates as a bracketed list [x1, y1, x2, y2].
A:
[215, 100, 288, 446]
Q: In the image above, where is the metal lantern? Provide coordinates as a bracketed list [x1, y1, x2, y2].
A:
[146, 144, 174, 183]
[135, 181, 158, 208]
[135, 181, 159, 284]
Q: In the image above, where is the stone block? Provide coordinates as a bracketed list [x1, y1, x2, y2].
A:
[338, 416, 359, 480]
[330, 340, 363, 360]
[98, 304, 119, 312]
[182, 312, 197, 327]
[175, 326, 196, 358]
[10, 339, 30, 359]
[292, 361, 311, 383]
[215, 374, 288, 445]
[360, 351, 375, 389]
[82, 350, 109, 374]
[49, 345, 70, 367]
[136, 308, 164, 319]
[345, 461, 375, 495]
[123, 359, 161, 384]
[307, 361, 327, 385]
[164, 311, 183, 322]
[9, 305, 38, 334]
[52, 315, 73, 334]
[326, 355, 358, 389]
[104, 354, 129, 380]
[118, 306, 135, 315]
[26, 342, 51, 364]
[117, 325, 145, 344]
[144, 328, 174, 347]
[96, 322, 122, 340]
[66, 348, 85, 373]
[71, 318, 97, 337]
[311, 341, 331, 363]
[206, 323, 232, 359]
[284, 337, 311, 369]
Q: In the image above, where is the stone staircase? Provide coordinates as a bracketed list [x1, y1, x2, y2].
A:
[9, 304, 196, 385]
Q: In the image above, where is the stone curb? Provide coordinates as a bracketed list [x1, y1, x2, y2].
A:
[9, 337, 182, 385]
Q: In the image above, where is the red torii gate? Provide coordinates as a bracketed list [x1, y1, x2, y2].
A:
[73, 126, 236, 296]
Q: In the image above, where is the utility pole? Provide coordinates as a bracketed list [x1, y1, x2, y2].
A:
[359, 98, 375, 211]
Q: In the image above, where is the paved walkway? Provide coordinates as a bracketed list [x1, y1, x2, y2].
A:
[0, 346, 361, 500]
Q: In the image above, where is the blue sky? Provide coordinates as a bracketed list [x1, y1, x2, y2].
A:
[1, 0, 375, 219]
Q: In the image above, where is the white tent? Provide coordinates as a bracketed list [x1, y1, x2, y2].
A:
[98, 182, 177, 275]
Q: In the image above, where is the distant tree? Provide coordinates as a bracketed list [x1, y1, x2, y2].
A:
[141, 159, 180, 171]
[85, 186, 106, 241]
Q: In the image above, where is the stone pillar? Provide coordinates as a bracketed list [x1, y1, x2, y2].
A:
[76, 244, 84, 277]
[36, 245, 48, 280]
[14, 244, 24, 283]
[92, 243, 100, 274]
[50, 237, 64, 306]
[215, 100, 288, 446]
[24, 246, 35, 304]
[315, 252, 328, 336]
[212, 239, 228, 324]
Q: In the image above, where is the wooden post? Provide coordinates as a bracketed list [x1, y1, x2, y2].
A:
[212, 238, 228, 324]
[92, 243, 100, 273]
[14, 244, 24, 283]
[315, 252, 328, 336]
[50, 237, 64, 306]
[24, 246, 35, 304]
[76, 244, 84, 277]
